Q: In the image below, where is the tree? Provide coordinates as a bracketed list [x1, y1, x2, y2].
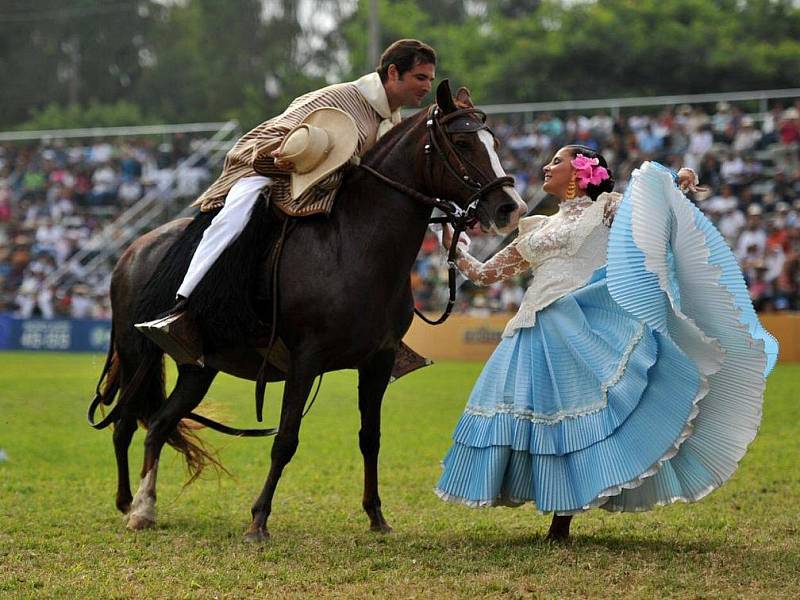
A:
[0, 0, 157, 127]
[2, 0, 799, 130]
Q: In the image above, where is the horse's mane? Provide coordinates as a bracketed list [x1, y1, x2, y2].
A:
[361, 107, 429, 167]
[133, 197, 277, 353]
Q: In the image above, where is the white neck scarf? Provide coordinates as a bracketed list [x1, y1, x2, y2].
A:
[352, 72, 402, 140]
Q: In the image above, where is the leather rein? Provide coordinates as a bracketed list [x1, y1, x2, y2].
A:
[361, 105, 514, 325]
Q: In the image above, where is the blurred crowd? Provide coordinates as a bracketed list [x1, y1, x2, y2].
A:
[1, 99, 799, 321]
[0, 135, 210, 318]
[414, 101, 800, 314]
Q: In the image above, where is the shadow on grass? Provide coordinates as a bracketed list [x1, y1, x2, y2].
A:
[135, 514, 735, 558]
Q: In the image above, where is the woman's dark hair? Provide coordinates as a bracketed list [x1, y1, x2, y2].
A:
[377, 39, 437, 83]
[565, 145, 615, 201]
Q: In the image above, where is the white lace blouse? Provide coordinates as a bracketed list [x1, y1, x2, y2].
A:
[456, 192, 623, 337]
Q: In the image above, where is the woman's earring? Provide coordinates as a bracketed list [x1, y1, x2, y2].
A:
[566, 177, 577, 200]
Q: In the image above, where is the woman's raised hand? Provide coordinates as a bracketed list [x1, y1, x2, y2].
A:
[676, 168, 709, 194]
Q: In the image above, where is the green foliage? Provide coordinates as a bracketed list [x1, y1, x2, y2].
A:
[474, 0, 800, 102]
[18, 100, 155, 131]
[0, 0, 158, 127]
[0, 353, 798, 597]
[1, 0, 799, 130]
[339, 0, 800, 106]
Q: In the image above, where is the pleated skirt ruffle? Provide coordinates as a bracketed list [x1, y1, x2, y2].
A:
[435, 161, 777, 514]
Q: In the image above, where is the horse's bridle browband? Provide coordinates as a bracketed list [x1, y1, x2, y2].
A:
[361, 104, 514, 325]
[427, 106, 514, 207]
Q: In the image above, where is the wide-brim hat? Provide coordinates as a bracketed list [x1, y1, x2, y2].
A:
[278, 107, 359, 200]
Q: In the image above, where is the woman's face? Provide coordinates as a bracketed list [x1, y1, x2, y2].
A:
[542, 147, 576, 200]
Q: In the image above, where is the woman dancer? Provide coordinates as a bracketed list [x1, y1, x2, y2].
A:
[435, 146, 778, 541]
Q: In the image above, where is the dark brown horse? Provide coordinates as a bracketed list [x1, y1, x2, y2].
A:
[93, 81, 525, 542]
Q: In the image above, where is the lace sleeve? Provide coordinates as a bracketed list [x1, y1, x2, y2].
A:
[455, 243, 531, 286]
[601, 192, 623, 226]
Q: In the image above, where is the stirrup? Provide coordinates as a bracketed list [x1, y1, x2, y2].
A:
[135, 310, 205, 367]
[390, 342, 433, 383]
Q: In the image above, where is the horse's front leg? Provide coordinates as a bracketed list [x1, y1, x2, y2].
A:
[244, 358, 318, 543]
[357, 348, 396, 533]
[127, 365, 217, 530]
[546, 514, 573, 542]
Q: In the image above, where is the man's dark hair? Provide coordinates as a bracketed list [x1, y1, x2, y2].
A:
[377, 39, 436, 83]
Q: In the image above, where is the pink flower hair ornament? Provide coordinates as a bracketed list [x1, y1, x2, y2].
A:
[571, 153, 610, 189]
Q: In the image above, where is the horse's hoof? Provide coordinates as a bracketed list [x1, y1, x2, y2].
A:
[243, 528, 269, 544]
[544, 531, 570, 544]
[370, 522, 393, 534]
[126, 513, 156, 531]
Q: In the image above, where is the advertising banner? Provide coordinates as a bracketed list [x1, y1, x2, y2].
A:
[0, 316, 112, 353]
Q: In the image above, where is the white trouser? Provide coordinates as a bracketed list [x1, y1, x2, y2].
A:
[177, 175, 271, 299]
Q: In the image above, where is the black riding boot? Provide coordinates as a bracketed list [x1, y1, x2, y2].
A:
[134, 295, 204, 366]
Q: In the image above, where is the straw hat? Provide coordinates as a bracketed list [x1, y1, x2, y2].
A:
[278, 107, 359, 200]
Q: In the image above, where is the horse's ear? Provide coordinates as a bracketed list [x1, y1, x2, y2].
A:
[455, 86, 474, 109]
[436, 79, 457, 114]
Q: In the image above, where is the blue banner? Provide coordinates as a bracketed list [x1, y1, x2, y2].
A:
[0, 316, 112, 352]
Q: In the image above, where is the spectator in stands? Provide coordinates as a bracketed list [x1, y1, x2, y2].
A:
[685, 123, 714, 171]
[712, 102, 734, 139]
[720, 152, 747, 187]
[773, 108, 800, 174]
[779, 108, 800, 145]
[733, 116, 762, 153]
[89, 161, 118, 205]
[0, 180, 11, 223]
[717, 198, 746, 245]
[748, 265, 773, 312]
[704, 183, 738, 215]
[737, 205, 768, 261]
[69, 284, 93, 318]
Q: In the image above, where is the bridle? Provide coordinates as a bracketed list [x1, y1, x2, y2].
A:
[361, 104, 514, 324]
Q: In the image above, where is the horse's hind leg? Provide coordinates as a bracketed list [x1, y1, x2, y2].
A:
[127, 365, 217, 530]
[357, 349, 395, 533]
[113, 410, 138, 514]
[244, 360, 317, 543]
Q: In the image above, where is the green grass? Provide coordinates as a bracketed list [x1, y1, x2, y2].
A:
[1, 352, 798, 599]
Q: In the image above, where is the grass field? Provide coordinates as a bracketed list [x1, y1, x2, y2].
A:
[1, 352, 798, 599]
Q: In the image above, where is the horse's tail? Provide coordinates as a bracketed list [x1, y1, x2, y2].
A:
[92, 322, 121, 409]
[95, 321, 221, 483]
[129, 345, 226, 483]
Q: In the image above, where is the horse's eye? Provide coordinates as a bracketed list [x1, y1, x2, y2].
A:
[454, 139, 471, 149]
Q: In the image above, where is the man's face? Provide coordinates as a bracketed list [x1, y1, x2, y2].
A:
[384, 61, 435, 110]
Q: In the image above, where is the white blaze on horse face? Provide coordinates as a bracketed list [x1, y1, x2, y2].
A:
[477, 130, 526, 232]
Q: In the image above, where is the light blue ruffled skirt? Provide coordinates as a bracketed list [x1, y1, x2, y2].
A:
[436, 162, 778, 514]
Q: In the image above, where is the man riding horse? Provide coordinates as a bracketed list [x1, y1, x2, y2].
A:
[137, 39, 437, 364]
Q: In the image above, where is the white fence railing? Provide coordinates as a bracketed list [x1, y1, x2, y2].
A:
[0, 122, 236, 142]
[479, 88, 800, 117]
